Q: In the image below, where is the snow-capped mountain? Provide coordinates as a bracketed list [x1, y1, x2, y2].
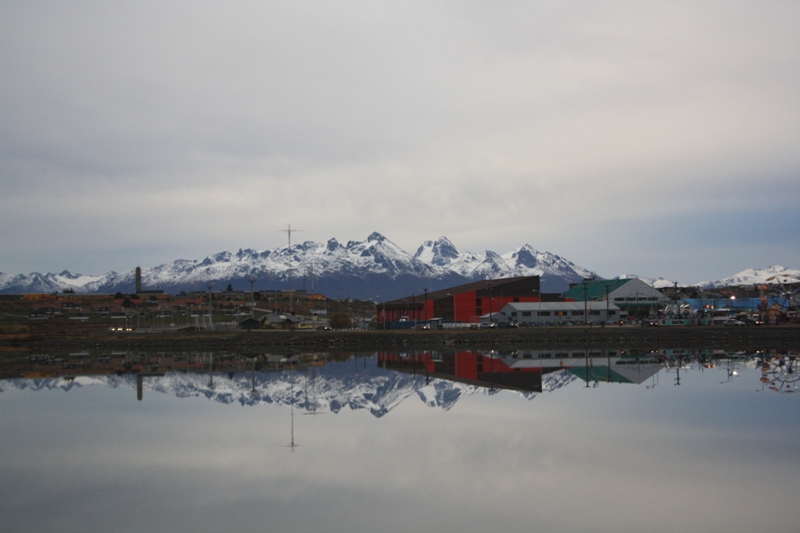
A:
[3, 232, 793, 299]
[613, 265, 800, 291]
[0, 232, 594, 299]
[0, 358, 577, 417]
[0, 270, 117, 294]
[614, 274, 677, 289]
[694, 265, 800, 290]
[413, 237, 594, 282]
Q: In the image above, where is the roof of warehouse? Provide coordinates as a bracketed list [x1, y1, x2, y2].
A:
[501, 301, 620, 312]
[562, 279, 633, 301]
[382, 276, 539, 306]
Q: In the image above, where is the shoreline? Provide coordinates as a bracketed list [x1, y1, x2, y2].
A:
[5, 325, 800, 354]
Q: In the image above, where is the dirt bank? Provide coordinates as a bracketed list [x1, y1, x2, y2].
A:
[6, 325, 799, 353]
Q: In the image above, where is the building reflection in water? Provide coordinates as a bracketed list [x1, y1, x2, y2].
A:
[3, 349, 797, 405]
[3, 348, 798, 533]
[378, 349, 664, 392]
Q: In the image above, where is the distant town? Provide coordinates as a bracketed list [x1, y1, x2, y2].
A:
[1, 272, 798, 338]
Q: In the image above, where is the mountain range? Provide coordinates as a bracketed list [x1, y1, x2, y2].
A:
[0, 232, 797, 300]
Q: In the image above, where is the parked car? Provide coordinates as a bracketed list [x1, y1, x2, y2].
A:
[723, 319, 745, 327]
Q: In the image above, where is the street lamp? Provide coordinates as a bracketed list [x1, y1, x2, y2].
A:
[582, 281, 589, 327]
[249, 274, 257, 318]
[208, 281, 214, 330]
[376, 295, 386, 330]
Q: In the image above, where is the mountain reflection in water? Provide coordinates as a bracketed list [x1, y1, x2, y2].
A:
[2, 349, 798, 411]
[0, 348, 798, 533]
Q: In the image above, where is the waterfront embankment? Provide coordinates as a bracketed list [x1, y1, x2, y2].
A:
[4, 325, 800, 354]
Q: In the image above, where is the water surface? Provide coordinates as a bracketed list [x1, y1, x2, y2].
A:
[1, 349, 797, 533]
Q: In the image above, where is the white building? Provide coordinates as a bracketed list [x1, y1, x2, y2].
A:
[562, 278, 667, 318]
[497, 301, 622, 326]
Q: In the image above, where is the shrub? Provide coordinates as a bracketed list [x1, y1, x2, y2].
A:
[329, 313, 352, 329]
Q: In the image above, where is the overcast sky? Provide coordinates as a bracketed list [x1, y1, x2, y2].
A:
[2, 1, 798, 284]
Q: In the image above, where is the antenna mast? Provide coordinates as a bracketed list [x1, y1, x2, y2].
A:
[282, 224, 298, 248]
[281, 224, 301, 313]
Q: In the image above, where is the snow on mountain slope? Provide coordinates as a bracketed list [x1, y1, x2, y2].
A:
[502, 244, 595, 280]
[0, 233, 591, 296]
[694, 265, 800, 289]
[412, 237, 592, 286]
[413, 236, 461, 267]
[2, 231, 793, 297]
[614, 266, 800, 290]
[0, 270, 119, 294]
[614, 274, 676, 289]
[415, 242, 497, 278]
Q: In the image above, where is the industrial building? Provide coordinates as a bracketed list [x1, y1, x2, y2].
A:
[377, 276, 558, 326]
[378, 349, 663, 393]
[562, 278, 666, 318]
[376, 276, 667, 327]
[496, 301, 621, 326]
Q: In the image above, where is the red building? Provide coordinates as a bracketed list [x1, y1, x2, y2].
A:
[378, 350, 545, 392]
[378, 348, 661, 391]
[377, 276, 551, 325]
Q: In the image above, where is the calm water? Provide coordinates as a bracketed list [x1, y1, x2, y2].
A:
[1, 349, 798, 533]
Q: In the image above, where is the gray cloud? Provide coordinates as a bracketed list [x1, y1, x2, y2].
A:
[1, 1, 798, 280]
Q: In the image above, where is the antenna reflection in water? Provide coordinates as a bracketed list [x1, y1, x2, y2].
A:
[8, 349, 799, 405]
[1, 348, 799, 533]
[249, 356, 258, 399]
[283, 381, 298, 452]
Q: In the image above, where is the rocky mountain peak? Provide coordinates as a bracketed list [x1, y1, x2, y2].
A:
[414, 236, 460, 267]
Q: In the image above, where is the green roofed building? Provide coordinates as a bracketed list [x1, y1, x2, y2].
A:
[563, 278, 666, 318]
